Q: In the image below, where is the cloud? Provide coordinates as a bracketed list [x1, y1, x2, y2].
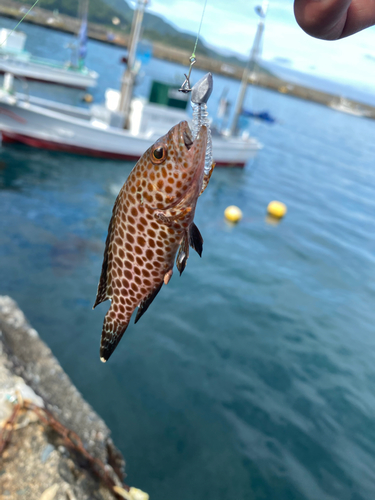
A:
[146, 0, 375, 89]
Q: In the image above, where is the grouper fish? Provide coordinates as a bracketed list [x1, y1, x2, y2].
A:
[93, 120, 214, 362]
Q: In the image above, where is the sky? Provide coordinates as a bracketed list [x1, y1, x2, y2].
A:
[144, 0, 375, 92]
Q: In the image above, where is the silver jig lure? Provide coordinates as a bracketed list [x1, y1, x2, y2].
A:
[191, 73, 213, 175]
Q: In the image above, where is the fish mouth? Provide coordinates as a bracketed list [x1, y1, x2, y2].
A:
[183, 127, 193, 150]
[175, 121, 194, 151]
[177, 121, 207, 157]
[178, 120, 208, 189]
[151, 121, 207, 211]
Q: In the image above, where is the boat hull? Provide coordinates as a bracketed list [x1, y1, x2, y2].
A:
[0, 129, 249, 166]
[0, 57, 98, 89]
[1, 131, 141, 161]
[0, 94, 261, 167]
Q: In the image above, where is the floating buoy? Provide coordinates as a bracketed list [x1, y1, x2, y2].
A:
[224, 205, 243, 223]
[82, 93, 93, 103]
[267, 200, 287, 219]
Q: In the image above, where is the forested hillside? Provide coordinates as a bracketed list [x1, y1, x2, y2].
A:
[20, 0, 249, 67]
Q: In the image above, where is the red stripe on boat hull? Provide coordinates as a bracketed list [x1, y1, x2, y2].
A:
[1, 131, 141, 161]
[0, 131, 246, 167]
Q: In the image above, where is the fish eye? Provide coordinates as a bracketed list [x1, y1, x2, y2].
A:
[152, 146, 167, 164]
[153, 147, 164, 159]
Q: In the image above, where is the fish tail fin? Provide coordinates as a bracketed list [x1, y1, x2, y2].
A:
[100, 309, 129, 362]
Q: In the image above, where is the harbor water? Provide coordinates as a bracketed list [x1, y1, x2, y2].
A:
[1, 17, 375, 500]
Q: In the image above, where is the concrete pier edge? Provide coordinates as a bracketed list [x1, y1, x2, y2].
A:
[0, 295, 128, 499]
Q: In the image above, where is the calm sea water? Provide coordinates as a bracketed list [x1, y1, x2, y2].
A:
[2, 18, 375, 500]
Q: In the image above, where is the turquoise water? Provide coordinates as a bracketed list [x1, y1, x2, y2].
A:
[2, 18, 375, 500]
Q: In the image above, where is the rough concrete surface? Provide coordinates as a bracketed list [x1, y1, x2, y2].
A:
[0, 296, 127, 500]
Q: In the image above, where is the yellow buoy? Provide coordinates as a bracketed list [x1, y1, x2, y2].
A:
[267, 200, 287, 219]
[82, 93, 94, 103]
[224, 205, 243, 223]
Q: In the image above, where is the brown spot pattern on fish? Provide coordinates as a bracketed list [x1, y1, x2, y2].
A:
[94, 121, 214, 362]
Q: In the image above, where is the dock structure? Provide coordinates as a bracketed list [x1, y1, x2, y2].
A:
[0, 295, 130, 499]
[1, 0, 374, 119]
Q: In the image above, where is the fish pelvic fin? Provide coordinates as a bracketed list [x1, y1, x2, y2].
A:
[93, 197, 120, 309]
[134, 281, 163, 324]
[176, 231, 189, 275]
[189, 222, 203, 257]
[176, 223, 203, 275]
[100, 309, 129, 362]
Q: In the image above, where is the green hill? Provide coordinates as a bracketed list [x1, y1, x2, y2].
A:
[102, 0, 250, 66]
[21, 0, 131, 28]
[21, 0, 254, 68]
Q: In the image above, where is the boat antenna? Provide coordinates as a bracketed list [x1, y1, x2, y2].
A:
[179, 0, 209, 93]
[118, 0, 148, 126]
[230, 0, 268, 136]
[0, 0, 42, 48]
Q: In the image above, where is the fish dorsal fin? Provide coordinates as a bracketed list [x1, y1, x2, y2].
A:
[134, 281, 163, 324]
[189, 222, 203, 257]
[93, 197, 120, 309]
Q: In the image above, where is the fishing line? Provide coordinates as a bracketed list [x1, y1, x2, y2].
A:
[192, 0, 208, 60]
[0, 0, 42, 48]
[179, 0, 209, 92]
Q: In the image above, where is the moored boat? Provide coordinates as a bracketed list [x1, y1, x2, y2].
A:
[329, 97, 371, 117]
[0, 86, 261, 167]
[0, 27, 98, 89]
[0, 0, 265, 167]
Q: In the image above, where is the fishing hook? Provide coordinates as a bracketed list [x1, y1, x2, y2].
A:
[179, 56, 196, 93]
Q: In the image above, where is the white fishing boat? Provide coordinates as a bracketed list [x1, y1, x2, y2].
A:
[329, 97, 371, 117]
[0, 85, 260, 166]
[0, 0, 264, 167]
[0, 26, 98, 89]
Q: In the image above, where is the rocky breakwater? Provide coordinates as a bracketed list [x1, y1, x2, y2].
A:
[0, 296, 147, 500]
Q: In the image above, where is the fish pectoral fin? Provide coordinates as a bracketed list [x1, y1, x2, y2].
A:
[155, 208, 191, 227]
[189, 222, 203, 257]
[199, 162, 215, 196]
[100, 311, 129, 362]
[155, 211, 174, 226]
[176, 231, 189, 276]
[134, 282, 163, 324]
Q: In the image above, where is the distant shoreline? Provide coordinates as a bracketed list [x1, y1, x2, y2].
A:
[1, 0, 375, 118]
[0, 0, 246, 79]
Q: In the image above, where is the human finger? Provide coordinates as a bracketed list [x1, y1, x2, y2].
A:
[294, 0, 375, 40]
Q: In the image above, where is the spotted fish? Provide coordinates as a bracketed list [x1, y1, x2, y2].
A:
[93, 121, 214, 362]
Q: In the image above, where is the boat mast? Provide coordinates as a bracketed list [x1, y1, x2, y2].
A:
[118, 0, 148, 126]
[230, 0, 268, 136]
[77, 0, 89, 69]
